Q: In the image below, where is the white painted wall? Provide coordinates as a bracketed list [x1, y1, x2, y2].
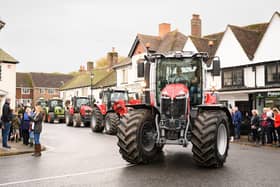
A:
[183, 38, 198, 52]
[244, 67, 255, 87]
[0, 63, 16, 110]
[253, 13, 280, 63]
[216, 27, 250, 68]
[256, 65, 265, 87]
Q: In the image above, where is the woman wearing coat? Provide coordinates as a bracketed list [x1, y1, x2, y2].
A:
[29, 104, 43, 157]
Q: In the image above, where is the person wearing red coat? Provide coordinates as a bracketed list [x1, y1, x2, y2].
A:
[272, 108, 280, 147]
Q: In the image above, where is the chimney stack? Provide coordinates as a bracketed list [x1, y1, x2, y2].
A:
[79, 65, 86, 72]
[107, 47, 118, 69]
[87, 61, 94, 72]
[191, 14, 201, 37]
[159, 23, 171, 38]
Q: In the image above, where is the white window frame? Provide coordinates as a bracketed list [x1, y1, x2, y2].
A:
[21, 87, 30, 94]
[48, 88, 55, 95]
[39, 88, 45, 94]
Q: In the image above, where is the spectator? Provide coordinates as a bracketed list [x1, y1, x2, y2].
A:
[233, 106, 242, 140]
[272, 107, 280, 147]
[22, 107, 32, 145]
[260, 108, 269, 145]
[29, 104, 43, 157]
[251, 109, 260, 145]
[266, 108, 274, 145]
[1, 98, 12, 149]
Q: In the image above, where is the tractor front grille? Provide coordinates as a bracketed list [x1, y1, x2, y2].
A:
[161, 97, 186, 119]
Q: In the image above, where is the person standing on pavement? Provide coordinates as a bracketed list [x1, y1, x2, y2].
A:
[28, 104, 43, 157]
[272, 107, 280, 147]
[233, 106, 242, 140]
[266, 108, 274, 145]
[260, 108, 269, 145]
[1, 98, 12, 148]
[251, 109, 260, 145]
[21, 107, 32, 145]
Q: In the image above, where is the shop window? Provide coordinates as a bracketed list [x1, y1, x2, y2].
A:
[266, 62, 280, 84]
[222, 69, 243, 87]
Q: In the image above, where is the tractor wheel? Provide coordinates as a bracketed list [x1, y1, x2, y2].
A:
[47, 113, 54, 123]
[104, 112, 119, 135]
[91, 107, 104, 133]
[73, 113, 81, 127]
[191, 110, 230, 168]
[65, 112, 72, 126]
[117, 109, 158, 164]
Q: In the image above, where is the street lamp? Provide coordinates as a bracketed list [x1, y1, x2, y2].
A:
[90, 71, 94, 106]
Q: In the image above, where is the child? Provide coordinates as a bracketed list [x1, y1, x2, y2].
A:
[11, 112, 21, 142]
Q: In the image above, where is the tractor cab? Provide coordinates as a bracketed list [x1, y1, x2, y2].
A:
[99, 89, 129, 111]
[46, 98, 65, 123]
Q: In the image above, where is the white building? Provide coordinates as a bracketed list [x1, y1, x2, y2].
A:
[0, 48, 19, 110]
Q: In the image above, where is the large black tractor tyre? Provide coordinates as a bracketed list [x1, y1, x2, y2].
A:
[73, 113, 82, 127]
[104, 112, 120, 135]
[91, 107, 104, 133]
[191, 110, 230, 168]
[47, 112, 55, 123]
[117, 109, 159, 164]
[65, 112, 73, 126]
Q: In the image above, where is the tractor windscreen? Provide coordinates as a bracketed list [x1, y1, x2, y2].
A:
[110, 92, 128, 102]
[156, 58, 202, 106]
[76, 98, 90, 107]
[50, 100, 63, 108]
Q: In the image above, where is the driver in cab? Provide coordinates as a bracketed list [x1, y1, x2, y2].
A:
[173, 67, 188, 85]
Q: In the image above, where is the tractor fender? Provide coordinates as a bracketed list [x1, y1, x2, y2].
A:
[113, 100, 127, 117]
[125, 104, 160, 117]
[69, 107, 75, 115]
[94, 104, 107, 115]
[197, 104, 234, 137]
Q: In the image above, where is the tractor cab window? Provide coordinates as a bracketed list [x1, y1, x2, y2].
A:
[110, 92, 128, 103]
[156, 58, 202, 106]
[50, 100, 63, 108]
[76, 98, 90, 107]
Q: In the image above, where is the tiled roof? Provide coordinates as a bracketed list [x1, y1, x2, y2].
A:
[112, 57, 132, 69]
[16, 73, 33, 87]
[30, 72, 73, 88]
[60, 68, 113, 90]
[0, 48, 18, 63]
[229, 25, 263, 60]
[93, 71, 116, 88]
[157, 30, 187, 53]
[137, 34, 161, 52]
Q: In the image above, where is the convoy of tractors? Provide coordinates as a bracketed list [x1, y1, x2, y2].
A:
[40, 51, 232, 168]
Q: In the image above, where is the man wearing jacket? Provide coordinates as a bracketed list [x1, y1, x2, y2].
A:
[233, 106, 242, 140]
[1, 98, 12, 148]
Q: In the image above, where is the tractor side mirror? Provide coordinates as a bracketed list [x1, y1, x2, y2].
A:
[212, 58, 221, 76]
[99, 91, 103, 99]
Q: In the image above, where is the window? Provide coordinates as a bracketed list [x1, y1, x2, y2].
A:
[122, 69, 128, 83]
[266, 62, 280, 84]
[21, 88, 30, 94]
[39, 88, 45, 94]
[222, 69, 243, 87]
[137, 60, 144, 78]
[48, 88, 55, 94]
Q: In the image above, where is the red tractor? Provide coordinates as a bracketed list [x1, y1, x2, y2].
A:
[91, 89, 140, 135]
[65, 96, 93, 127]
[116, 51, 233, 168]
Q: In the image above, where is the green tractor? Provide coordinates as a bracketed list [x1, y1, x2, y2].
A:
[45, 98, 65, 123]
[36, 97, 48, 121]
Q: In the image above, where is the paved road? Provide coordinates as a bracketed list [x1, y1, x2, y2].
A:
[0, 123, 279, 187]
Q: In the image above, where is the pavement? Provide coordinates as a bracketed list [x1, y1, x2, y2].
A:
[0, 137, 46, 157]
[232, 135, 280, 149]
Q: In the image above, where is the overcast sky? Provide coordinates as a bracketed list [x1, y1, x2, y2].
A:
[0, 0, 279, 73]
